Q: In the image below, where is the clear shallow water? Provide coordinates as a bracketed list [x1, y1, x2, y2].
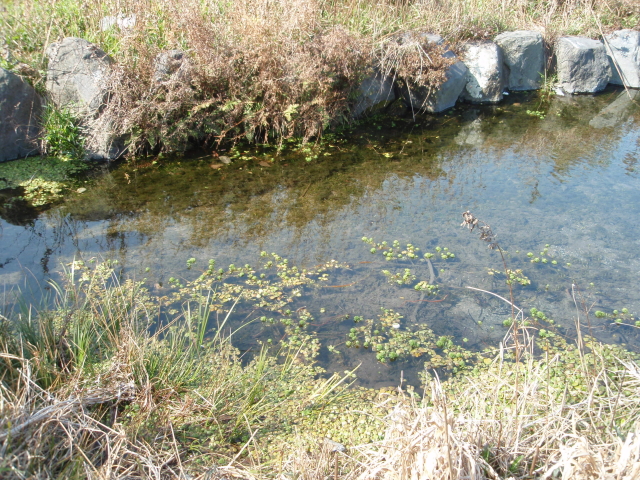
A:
[1, 88, 639, 387]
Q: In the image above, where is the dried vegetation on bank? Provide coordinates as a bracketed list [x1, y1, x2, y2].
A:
[2, 0, 639, 152]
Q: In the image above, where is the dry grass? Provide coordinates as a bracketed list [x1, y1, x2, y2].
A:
[273, 340, 640, 480]
[2, 0, 639, 153]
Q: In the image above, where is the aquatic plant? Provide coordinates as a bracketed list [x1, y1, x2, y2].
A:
[488, 267, 531, 286]
[344, 307, 476, 370]
[0, 155, 89, 206]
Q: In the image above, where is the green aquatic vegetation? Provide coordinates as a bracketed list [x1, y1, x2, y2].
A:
[526, 109, 546, 119]
[156, 252, 350, 356]
[362, 237, 421, 260]
[345, 308, 475, 371]
[414, 281, 439, 294]
[526, 244, 560, 265]
[361, 237, 453, 287]
[0, 156, 89, 206]
[382, 268, 415, 285]
[361, 236, 448, 292]
[593, 307, 636, 328]
[435, 246, 455, 260]
[530, 307, 555, 325]
[488, 268, 531, 286]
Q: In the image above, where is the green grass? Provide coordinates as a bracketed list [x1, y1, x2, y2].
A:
[40, 103, 86, 161]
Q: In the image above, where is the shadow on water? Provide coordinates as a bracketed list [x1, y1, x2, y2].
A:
[1, 87, 640, 387]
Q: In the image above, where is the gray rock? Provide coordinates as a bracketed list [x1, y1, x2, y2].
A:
[556, 36, 611, 94]
[589, 89, 640, 128]
[353, 71, 396, 117]
[397, 32, 468, 113]
[45, 37, 113, 116]
[99, 14, 137, 31]
[153, 50, 190, 84]
[0, 68, 43, 162]
[604, 30, 640, 89]
[402, 59, 467, 113]
[494, 30, 544, 90]
[459, 41, 504, 103]
[45, 38, 125, 160]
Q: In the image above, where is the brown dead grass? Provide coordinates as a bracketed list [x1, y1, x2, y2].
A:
[274, 345, 640, 480]
[3, 0, 639, 153]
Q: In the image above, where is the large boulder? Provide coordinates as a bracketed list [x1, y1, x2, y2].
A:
[556, 37, 611, 94]
[494, 31, 544, 90]
[401, 59, 467, 113]
[45, 38, 125, 160]
[459, 41, 504, 103]
[45, 37, 113, 116]
[0, 68, 43, 162]
[604, 30, 640, 89]
[82, 113, 127, 160]
[398, 34, 468, 113]
[352, 71, 396, 117]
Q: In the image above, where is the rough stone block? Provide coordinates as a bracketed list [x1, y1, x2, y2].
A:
[396, 32, 468, 113]
[604, 29, 640, 89]
[459, 41, 504, 103]
[556, 36, 611, 94]
[0, 68, 43, 162]
[401, 59, 468, 113]
[45, 37, 113, 116]
[83, 113, 127, 160]
[494, 30, 544, 90]
[353, 71, 396, 117]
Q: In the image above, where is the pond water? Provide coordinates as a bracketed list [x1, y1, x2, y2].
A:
[1, 88, 640, 387]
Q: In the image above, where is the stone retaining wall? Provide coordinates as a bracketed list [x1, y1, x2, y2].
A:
[1, 29, 639, 162]
[357, 29, 639, 117]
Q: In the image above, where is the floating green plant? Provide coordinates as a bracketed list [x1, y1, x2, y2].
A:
[488, 268, 531, 286]
[593, 307, 636, 328]
[344, 308, 476, 371]
[382, 268, 416, 285]
[0, 156, 89, 206]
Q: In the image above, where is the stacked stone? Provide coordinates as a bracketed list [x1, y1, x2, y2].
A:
[353, 29, 639, 117]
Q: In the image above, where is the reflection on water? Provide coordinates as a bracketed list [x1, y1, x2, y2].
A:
[1, 87, 640, 387]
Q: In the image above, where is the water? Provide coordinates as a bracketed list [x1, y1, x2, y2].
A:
[1, 88, 639, 387]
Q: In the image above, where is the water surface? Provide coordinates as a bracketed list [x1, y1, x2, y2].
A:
[2, 88, 639, 386]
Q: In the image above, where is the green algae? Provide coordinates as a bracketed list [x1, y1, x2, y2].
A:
[0, 156, 89, 206]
